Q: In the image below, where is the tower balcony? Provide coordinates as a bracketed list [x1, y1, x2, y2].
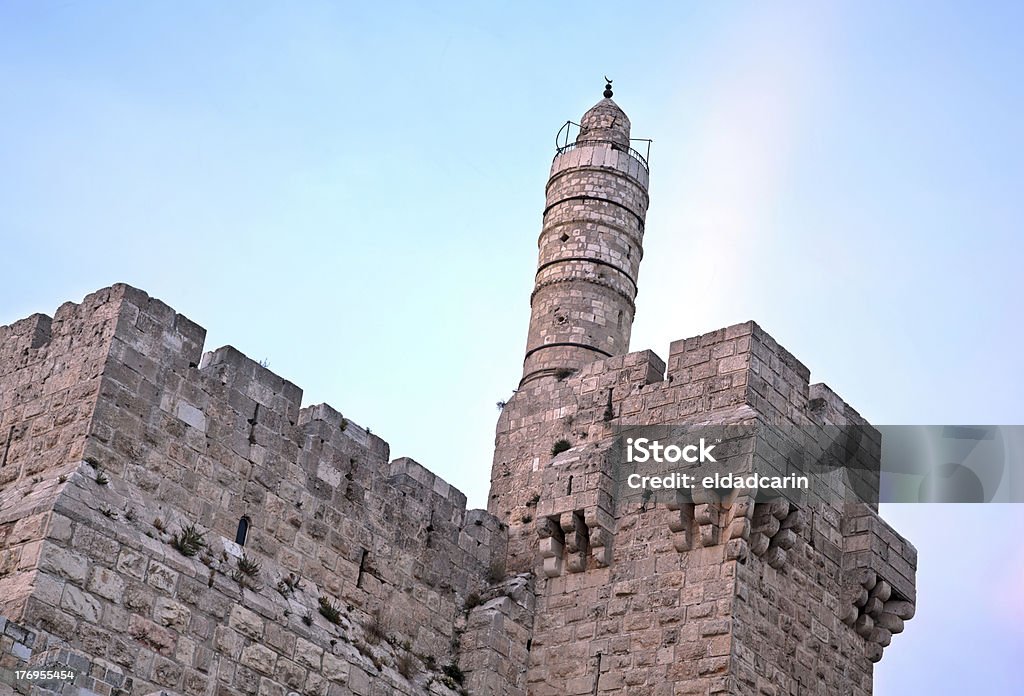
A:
[554, 119, 652, 173]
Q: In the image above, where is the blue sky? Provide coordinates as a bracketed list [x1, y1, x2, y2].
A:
[2, 1, 1021, 691]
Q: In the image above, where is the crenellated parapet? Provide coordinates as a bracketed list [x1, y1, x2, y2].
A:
[0, 284, 516, 696]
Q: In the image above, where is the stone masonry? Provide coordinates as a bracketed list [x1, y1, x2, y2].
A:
[1, 89, 915, 695]
[521, 97, 649, 386]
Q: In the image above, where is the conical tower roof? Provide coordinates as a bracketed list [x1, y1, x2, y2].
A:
[575, 83, 631, 148]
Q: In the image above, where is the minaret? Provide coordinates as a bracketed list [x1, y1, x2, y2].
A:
[521, 80, 651, 385]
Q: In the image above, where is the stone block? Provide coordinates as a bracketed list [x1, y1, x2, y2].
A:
[87, 567, 126, 602]
[228, 606, 265, 640]
[240, 643, 278, 676]
[60, 585, 101, 622]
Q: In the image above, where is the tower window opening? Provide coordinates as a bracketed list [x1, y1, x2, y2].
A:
[1, 425, 14, 469]
[235, 516, 251, 546]
[560, 233, 569, 243]
[356, 548, 369, 588]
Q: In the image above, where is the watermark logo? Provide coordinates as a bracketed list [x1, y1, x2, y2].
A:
[625, 437, 718, 463]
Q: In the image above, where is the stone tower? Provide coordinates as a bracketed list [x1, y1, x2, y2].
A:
[490, 86, 918, 694]
[521, 82, 650, 385]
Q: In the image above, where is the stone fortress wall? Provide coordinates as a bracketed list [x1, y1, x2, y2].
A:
[0, 285, 532, 696]
[1, 90, 917, 696]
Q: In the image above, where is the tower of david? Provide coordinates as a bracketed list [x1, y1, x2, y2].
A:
[0, 86, 916, 696]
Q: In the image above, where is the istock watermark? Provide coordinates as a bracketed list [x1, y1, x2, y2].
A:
[625, 437, 718, 463]
[625, 471, 810, 491]
[610, 423, 1024, 505]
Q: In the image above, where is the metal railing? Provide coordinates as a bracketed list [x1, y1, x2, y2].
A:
[554, 140, 650, 173]
[554, 120, 652, 172]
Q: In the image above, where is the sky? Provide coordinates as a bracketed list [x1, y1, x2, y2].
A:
[1, 1, 1021, 692]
